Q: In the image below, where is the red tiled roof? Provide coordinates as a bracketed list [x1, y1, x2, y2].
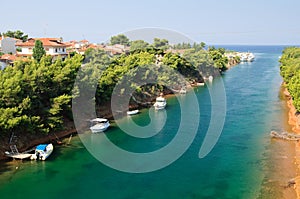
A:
[80, 39, 89, 43]
[0, 54, 17, 61]
[16, 38, 67, 47]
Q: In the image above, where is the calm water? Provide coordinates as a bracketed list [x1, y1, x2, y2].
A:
[0, 46, 289, 199]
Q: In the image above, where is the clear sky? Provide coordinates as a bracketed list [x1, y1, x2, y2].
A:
[2, 0, 300, 45]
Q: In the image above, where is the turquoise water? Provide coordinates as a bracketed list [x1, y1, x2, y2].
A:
[0, 46, 288, 198]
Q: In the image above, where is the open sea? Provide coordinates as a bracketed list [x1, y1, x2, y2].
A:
[0, 46, 292, 199]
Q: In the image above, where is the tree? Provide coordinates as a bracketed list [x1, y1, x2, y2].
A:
[152, 38, 169, 50]
[32, 40, 46, 62]
[2, 30, 28, 42]
[130, 40, 149, 51]
[110, 34, 130, 46]
[280, 47, 300, 112]
[200, 42, 206, 49]
[208, 47, 228, 72]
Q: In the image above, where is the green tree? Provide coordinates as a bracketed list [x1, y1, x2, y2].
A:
[208, 47, 228, 72]
[2, 30, 28, 42]
[152, 38, 169, 50]
[130, 40, 149, 51]
[200, 42, 206, 49]
[110, 34, 130, 46]
[280, 47, 300, 112]
[32, 40, 46, 62]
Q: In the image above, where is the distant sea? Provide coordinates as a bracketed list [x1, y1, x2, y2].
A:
[0, 46, 291, 199]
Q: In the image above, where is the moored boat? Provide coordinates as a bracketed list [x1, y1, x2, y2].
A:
[127, 109, 139, 115]
[153, 94, 167, 110]
[90, 118, 110, 133]
[31, 143, 53, 161]
[179, 88, 187, 94]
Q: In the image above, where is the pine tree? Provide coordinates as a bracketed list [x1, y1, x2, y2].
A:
[32, 40, 46, 62]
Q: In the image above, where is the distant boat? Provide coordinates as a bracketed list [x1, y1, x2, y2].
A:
[197, 82, 205, 86]
[153, 94, 167, 110]
[239, 52, 255, 62]
[247, 53, 255, 62]
[179, 88, 187, 94]
[31, 144, 53, 161]
[90, 118, 110, 133]
[127, 109, 139, 115]
[240, 55, 248, 62]
[208, 76, 213, 82]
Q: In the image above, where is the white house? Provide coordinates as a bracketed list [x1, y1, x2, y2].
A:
[16, 38, 68, 58]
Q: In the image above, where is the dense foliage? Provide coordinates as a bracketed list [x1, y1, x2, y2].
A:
[110, 34, 130, 46]
[82, 47, 202, 107]
[0, 55, 83, 135]
[280, 47, 300, 112]
[0, 36, 232, 136]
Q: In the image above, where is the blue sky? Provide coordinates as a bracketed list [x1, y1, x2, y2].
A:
[2, 0, 300, 45]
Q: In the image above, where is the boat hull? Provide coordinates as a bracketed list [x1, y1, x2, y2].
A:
[127, 110, 139, 115]
[90, 123, 110, 133]
[31, 144, 53, 161]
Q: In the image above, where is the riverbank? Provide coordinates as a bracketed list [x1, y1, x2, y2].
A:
[0, 87, 183, 161]
[282, 85, 300, 198]
[283, 87, 300, 133]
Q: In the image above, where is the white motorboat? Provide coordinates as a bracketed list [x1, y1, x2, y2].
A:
[153, 95, 167, 110]
[179, 88, 187, 94]
[247, 53, 255, 62]
[127, 109, 139, 115]
[31, 143, 53, 161]
[90, 118, 110, 133]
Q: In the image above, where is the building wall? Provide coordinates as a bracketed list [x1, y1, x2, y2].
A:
[19, 46, 67, 56]
[21, 47, 32, 54]
[1, 38, 16, 54]
[47, 47, 66, 55]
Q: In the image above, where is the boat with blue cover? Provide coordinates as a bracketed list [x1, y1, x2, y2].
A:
[31, 143, 53, 160]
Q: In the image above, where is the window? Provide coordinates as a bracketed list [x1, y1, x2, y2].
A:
[55, 48, 58, 53]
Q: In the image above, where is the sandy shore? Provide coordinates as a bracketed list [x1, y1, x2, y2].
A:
[282, 86, 300, 198]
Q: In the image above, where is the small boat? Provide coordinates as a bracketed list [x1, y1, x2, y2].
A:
[179, 88, 187, 94]
[31, 144, 53, 161]
[5, 152, 32, 160]
[208, 76, 213, 82]
[197, 82, 205, 86]
[153, 94, 167, 110]
[240, 55, 248, 62]
[247, 53, 255, 62]
[127, 109, 139, 115]
[90, 118, 110, 133]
